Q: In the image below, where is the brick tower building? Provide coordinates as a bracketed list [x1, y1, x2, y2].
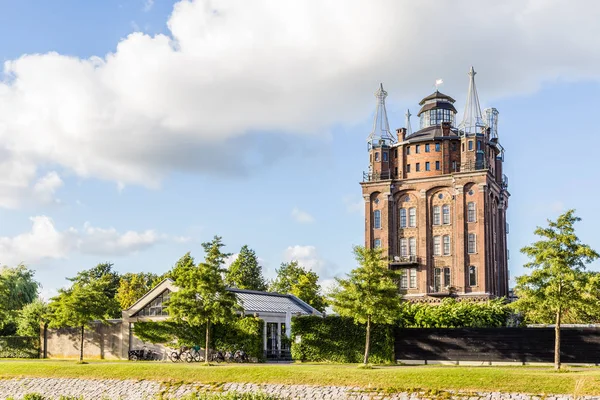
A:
[361, 67, 509, 301]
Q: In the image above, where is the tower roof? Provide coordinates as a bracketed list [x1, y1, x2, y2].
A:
[458, 66, 486, 135]
[418, 90, 456, 105]
[367, 83, 396, 145]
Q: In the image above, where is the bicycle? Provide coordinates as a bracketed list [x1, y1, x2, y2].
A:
[186, 345, 204, 363]
[168, 346, 189, 363]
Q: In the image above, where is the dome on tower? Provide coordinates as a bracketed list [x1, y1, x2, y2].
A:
[416, 90, 457, 131]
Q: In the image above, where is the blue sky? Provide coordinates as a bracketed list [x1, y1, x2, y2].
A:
[0, 0, 599, 299]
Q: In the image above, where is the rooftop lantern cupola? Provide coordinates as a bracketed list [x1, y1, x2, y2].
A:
[416, 90, 457, 130]
[367, 83, 396, 149]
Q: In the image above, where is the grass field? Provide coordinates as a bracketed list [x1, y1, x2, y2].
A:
[1, 360, 600, 396]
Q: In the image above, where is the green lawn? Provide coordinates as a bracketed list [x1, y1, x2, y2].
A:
[1, 360, 600, 396]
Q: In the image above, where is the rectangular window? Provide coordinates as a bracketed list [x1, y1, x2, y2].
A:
[394, 149, 398, 158]
[433, 206, 440, 225]
[435, 143, 441, 152]
[408, 208, 416, 227]
[434, 268, 441, 292]
[400, 270, 408, 289]
[435, 161, 440, 170]
[416, 145, 420, 154]
[375, 152, 380, 161]
[400, 238, 408, 256]
[444, 267, 451, 287]
[409, 237, 416, 256]
[416, 163, 420, 172]
[399, 208, 407, 228]
[443, 235, 450, 255]
[469, 266, 477, 286]
[452, 142, 457, 151]
[468, 233, 476, 254]
[406, 146, 410, 155]
[468, 141, 473, 151]
[425, 144, 430, 152]
[468, 202, 476, 222]
[383, 152, 388, 162]
[477, 140, 482, 150]
[433, 236, 441, 256]
[394, 167, 398, 177]
[452, 161, 457, 171]
[442, 204, 450, 224]
[373, 210, 381, 229]
[406, 164, 411, 173]
[462, 143, 465, 152]
[425, 162, 430, 171]
[374, 239, 381, 248]
[409, 268, 417, 289]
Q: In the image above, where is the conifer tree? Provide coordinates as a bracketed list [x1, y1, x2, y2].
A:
[330, 246, 401, 365]
[514, 210, 599, 369]
[225, 245, 267, 291]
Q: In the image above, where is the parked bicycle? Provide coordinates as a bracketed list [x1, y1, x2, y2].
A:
[168, 345, 190, 363]
[129, 345, 160, 361]
[186, 345, 204, 363]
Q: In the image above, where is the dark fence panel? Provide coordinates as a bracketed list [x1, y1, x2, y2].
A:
[394, 328, 600, 363]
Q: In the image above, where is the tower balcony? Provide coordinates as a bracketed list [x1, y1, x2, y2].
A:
[501, 174, 509, 189]
[363, 170, 392, 182]
[460, 158, 489, 172]
[389, 255, 420, 269]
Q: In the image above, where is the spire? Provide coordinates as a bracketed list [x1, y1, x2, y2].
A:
[405, 109, 412, 136]
[458, 66, 486, 135]
[367, 83, 396, 146]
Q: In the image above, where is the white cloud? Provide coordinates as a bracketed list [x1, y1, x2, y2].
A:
[33, 171, 64, 204]
[291, 207, 315, 224]
[343, 195, 364, 214]
[0, 216, 175, 266]
[283, 245, 337, 279]
[2, 0, 600, 207]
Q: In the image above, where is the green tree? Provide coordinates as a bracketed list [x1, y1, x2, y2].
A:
[16, 299, 49, 337]
[167, 236, 239, 364]
[0, 265, 40, 335]
[225, 245, 267, 291]
[329, 246, 401, 365]
[513, 210, 599, 370]
[116, 272, 160, 310]
[270, 261, 327, 312]
[48, 271, 120, 362]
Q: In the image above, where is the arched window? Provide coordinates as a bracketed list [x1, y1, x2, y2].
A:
[467, 202, 476, 222]
[433, 236, 441, 256]
[409, 208, 416, 227]
[468, 233, 476, 254]
[408, 237, 416, 256]
[399, 208, 407, 228]
[443, 235, 451, 255]
[433, 206, 441, 225]
[469, 266, 477, 286]
[442, 204, 450, 224]
[373, 210, 381, 229]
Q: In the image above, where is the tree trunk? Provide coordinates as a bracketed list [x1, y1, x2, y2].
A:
[205, 320, 210, 365]
[554, 309, 561, 370]
[80, 325, 84, 363]
[363, 315, 371, 365]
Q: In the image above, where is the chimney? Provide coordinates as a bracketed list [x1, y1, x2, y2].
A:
[397, 128, 407, 142]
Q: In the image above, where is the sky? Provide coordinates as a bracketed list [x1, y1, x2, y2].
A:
[1, 0, 599, 300]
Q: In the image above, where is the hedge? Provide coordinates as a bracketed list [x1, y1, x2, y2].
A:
[291, 316, 394, 363]
[0, 336, 39, 358]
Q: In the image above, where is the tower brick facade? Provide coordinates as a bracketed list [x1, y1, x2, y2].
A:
[361, 70, 509, 302]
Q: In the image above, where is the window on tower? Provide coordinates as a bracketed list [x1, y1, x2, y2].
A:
[383, 152, 388, 161]
[468, 233, 476, 254]
[409, 208, 416, 227]
[436, 161, 440, 170]
[477, 140, 482, 150]
[433, 206, 441, 225]
[442, 204, 450, 224]
[399, 208, 407, 228]
[469, 266, 477, 286]
[425, 162, 430, 171]
[435, 143, 441, 152]
[443, 235, 451, 255]
[374, 239, 381, 248]
[373, 210, 381, 229]
[416, 163, 420, 172]
[468, 202, 476, 222]
[425, 144, 430, 152]
[375, 152, 380, 161]
[433, 236, 441, 256]
[468, 141, 473, 151]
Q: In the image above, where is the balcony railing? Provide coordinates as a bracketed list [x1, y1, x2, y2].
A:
[390, 255, 419, 268]
[363, 170, 392, 182]
[460, 159, 488, 172]
[501, 174, 509, 189]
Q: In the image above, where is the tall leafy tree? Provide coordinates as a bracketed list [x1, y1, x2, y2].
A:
[0, 265, 40, 335]
[329, 246, 401, 365]
[225, 245, 267, 291]
[17, 299, 49, 337]
[167, 236, 239, 363]
[270, 261, 327, 312]
[513, 210, 599, 370]
[116, 272, 160, 310]
[48, 271, 120, 362]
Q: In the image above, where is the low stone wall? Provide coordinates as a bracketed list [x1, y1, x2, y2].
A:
[0, 378, 588, 400]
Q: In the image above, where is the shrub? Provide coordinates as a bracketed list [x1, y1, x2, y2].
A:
[23, 394, 46, 400]
[0, 336, 39, 358]
[291, 316, 394, 363]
